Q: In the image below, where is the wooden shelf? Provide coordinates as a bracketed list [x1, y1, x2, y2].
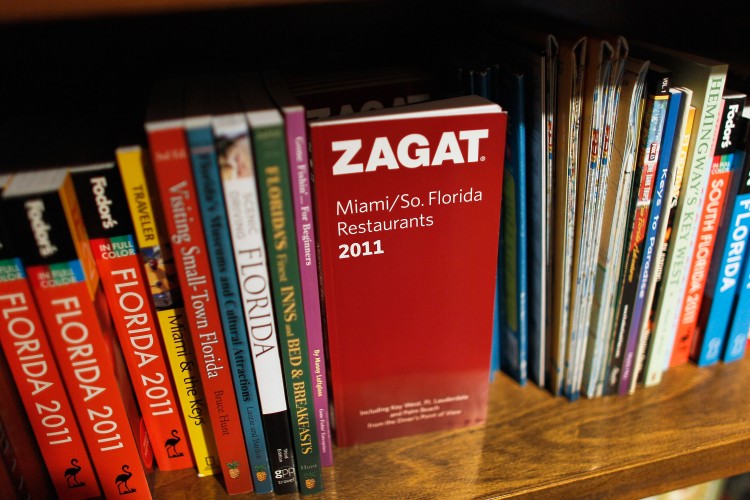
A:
[0, 0, 334, 23]
[152, 358, 750, 498]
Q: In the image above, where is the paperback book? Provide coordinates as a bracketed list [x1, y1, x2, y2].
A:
[308, 95, 506, 445]
[604, 68, 671, 396]
[634, 43, 729, 385]
[185, 77, 274, 494]
[210, 75, 300, 495]
[642, 104, 696, 384]
[0, 350, 56, 500]
[695, 111, 750, 365]
[70, 163, 194, 472]
[116, 145, 221, 478]
[263, 69, 334, 467]
[237, 72, 324, 495]
[672, 91, 746, 366]
[631, 86, 691, 390]
[2, 167, 154, 499]
[495, 65, 528, 386]
[0, 206, 98, 499]
[145, 79, 254, 495]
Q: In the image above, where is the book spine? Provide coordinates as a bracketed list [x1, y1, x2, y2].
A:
[147, 126, 254, 494]
[670, 96, 738, 366]
[253, 121, 324, 494]
[0, 254, 97, 499]
[617, 81, 673, 395]
[723, 224, 750, 363]
[498, 71, 529, 387]
[280, 104, 335, 467]
[643, 105, 696, 385]
[606, 79, 670, 396]
[6, 185, 153, 499]
[116, 146, 221, 477]
[695, 145, 750, 365]
[72, 165, 194, 472]
[187, 121, 274, 494]
[631, 88, 686, 390]
[691, 106, 749, 365]
[650, 68, 727, 377]
[213, 112, 299, 495]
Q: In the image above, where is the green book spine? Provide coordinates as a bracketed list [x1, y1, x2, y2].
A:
[253, 122, 324, 495]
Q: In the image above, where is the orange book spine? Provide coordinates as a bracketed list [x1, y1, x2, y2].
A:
[0, 213, 97, 498]
[0, 269, 101, 499]
[2, 169, 154, 499]
[146, 122, 253, 494]
[671, 97, 734, 366]
[70, 163, 195, 472]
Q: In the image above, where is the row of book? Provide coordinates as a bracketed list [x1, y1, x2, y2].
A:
[0, 66, 508, 498]
[470, 24, 750, 400]
[3, 25, 750, 500]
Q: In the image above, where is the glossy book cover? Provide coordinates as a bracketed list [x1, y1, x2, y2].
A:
[309, 95, 506, 446]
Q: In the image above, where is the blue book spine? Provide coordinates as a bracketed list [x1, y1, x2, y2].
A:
[722, 130, 750, 364]
[498, 70, 529, 385]
[724, 235, 750, 363]
[605, 71, 670, 396]
[491, 280, 501, 380]
[187, 122, 274, 493]
[619, 87, 681, 393]
[697, 145, 750, 365]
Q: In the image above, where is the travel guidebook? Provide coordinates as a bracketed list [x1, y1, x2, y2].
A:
[2, 167, 154, 499]
[145, 79, 254, 495]
[308, 95, 506, 446]
[69, 163, 194, 473]
[0, 191, 100, 500]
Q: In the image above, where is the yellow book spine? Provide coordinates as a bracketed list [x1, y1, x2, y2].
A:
[116, 145, 220, 476]
[155, 307, 220, 477]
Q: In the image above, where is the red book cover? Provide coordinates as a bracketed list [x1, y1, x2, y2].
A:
[2, 168, 154, 499]
[309, 95, 506, 446]
[672, 94, 740, 366]
[0, 336, 59, 500]
[145, 79, 253, 494]
[0, 223, 100, 499]
[70, 163, 194, 472]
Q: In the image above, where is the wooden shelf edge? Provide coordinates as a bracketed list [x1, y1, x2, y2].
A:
[150, 358, 750, 499]
[0, 0, 333, 23]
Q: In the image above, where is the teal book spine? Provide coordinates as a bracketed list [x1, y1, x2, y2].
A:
[186, 121, 273, 494]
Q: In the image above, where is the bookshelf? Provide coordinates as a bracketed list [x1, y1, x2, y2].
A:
[2, 1, 750, 498]
[150, 358, 750, 499]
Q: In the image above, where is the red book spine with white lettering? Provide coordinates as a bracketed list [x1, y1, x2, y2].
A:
[70, 163, 194, 472]
[671, 94, 742, 366]
[0, 215, 97, 499]
[145, 79, 253, 494]
[2, 168, 154, 499]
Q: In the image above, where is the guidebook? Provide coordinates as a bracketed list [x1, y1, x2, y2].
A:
[308, 95, 506, 446]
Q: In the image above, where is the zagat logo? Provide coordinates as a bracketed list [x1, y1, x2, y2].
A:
[24, 199, 58, 257]
[90, 176, 118, 229]
[330, 129, 490, 175]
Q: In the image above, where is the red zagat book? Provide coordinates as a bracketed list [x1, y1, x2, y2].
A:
[0, 212, 100, 499]
[2, 167, 154, 499]
[309, 95, 507, 446]
[69, 163, 194, 472]
[144, 79, 253, 494]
